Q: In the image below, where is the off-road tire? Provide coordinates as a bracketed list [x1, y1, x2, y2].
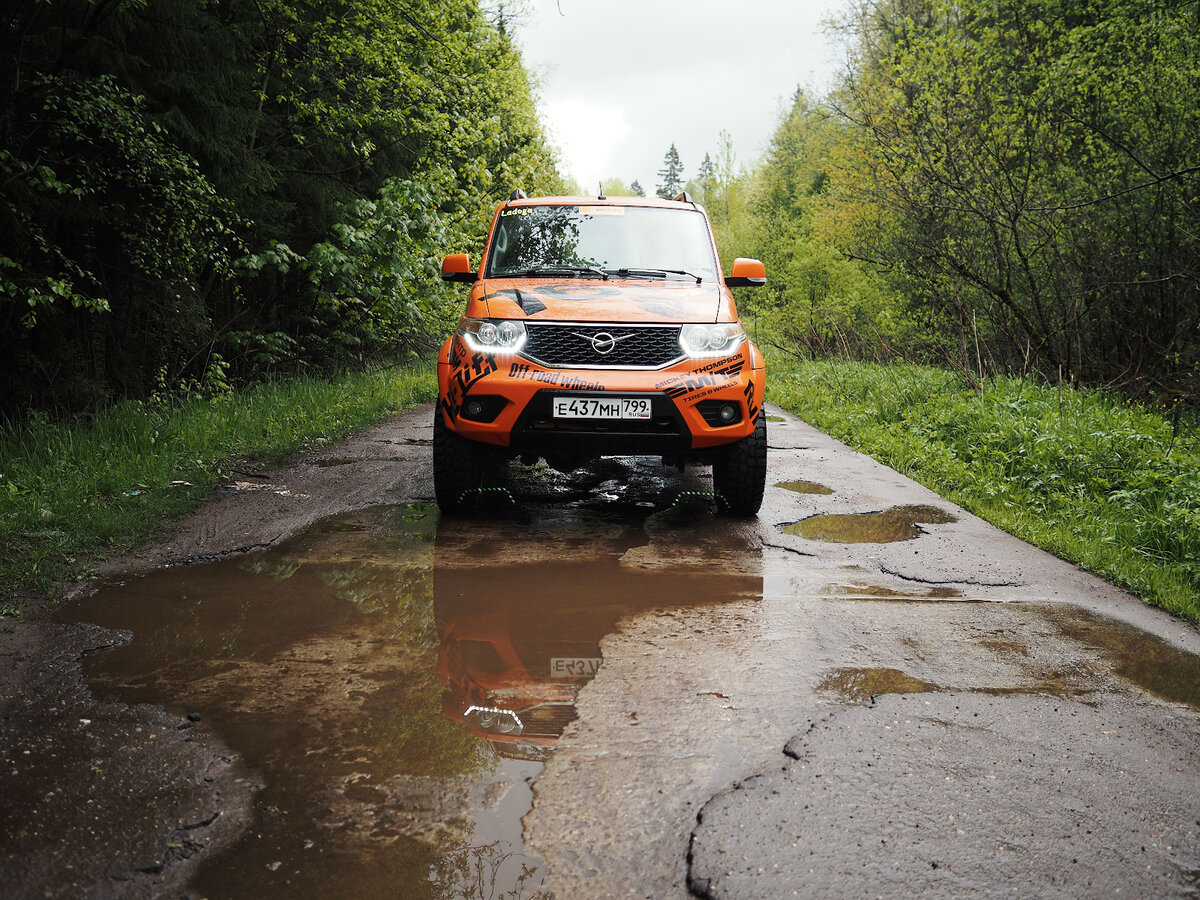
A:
[433, 405, 488, 513]
[712, 413, 767, 516]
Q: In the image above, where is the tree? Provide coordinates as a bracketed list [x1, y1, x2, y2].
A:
[0, 0, 562, 412]
[697, 153, 716, 204]
[629, 180, 646, 197]
[600, 178, 636, 196]
[656, 143, 685, 198]
[824, 0, 1200, 400]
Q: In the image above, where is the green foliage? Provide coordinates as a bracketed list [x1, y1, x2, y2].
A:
[825, 0, 1200, 402]
[0, 0, 560, 412]
[728, 93, 917, 361]
[768, 353, 1200, 624]
[0, 360, 437, 612]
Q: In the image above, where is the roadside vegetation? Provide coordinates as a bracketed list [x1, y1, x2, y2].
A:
[0, 362, 435, 614]
[699, 0, 1197, 410]
[1, 0, 562, 415]
[767, 353, 1200, 625]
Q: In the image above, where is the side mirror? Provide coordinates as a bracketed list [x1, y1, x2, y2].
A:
[725, 257, 766, 288]
[441, 254, 477, 283]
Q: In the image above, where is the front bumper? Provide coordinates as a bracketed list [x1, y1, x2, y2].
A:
[437, 334, 765, 452]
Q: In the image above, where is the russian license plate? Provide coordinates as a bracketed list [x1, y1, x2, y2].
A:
[552, 396, 652, 419]
[551, 657, 603, 678]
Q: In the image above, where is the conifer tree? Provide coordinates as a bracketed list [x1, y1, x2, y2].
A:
[655, 144, 685, 198]
[697, 153, 716, 202]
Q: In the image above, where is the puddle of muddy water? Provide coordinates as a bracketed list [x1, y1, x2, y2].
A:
[57, 504, 760, 899]
[817, 667, 938, 700]
[1034, 605, 1200, 710]
[782, 504, 957, 543]
[774, 480, 834, 496]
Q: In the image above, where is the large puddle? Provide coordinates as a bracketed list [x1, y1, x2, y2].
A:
[58, 504, 761, 898]
[48, 495, 1200, 896]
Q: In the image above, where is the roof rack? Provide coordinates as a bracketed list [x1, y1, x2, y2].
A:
[508, 188, 527, 202]
[674, 191, 693, 203]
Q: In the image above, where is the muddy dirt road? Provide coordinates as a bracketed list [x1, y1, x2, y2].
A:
[2, 404, 1198, 898]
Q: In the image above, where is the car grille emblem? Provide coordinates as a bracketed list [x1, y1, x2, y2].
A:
[572, 330, 631, 356]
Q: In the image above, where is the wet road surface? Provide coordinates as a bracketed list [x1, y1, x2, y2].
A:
[7, 404, 1200, 897]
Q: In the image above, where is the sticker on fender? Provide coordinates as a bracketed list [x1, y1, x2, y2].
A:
[552, 397, 652, 419]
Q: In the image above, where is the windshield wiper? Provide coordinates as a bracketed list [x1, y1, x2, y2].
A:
[501, 266, 608, 280]
[614, 267, 703, 284]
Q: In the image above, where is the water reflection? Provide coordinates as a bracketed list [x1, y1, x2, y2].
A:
[434, 515, 761, 762]
[58, 503, 761, 898]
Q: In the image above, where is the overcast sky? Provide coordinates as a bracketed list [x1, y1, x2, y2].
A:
[511, 0, 850, 195]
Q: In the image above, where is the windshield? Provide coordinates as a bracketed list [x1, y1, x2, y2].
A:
[485, 205, 719, 281]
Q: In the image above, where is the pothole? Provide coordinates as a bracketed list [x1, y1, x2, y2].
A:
[774, 480, 834, 495]
[816, 667, 939, 701]
[1033, 605, 1200, 710]
[782, 504, 957, 543]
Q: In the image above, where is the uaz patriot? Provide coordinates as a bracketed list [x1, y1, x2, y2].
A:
[435, 191, 767, 514]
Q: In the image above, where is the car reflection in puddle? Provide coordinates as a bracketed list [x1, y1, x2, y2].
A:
[434, 511, 761, 764]
[58, 502, 761, 899]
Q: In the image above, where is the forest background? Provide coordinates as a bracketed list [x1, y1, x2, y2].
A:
[1, 0, 565, 412]
[3, 0, 1196, 412]
[1, 0, 1197, 618]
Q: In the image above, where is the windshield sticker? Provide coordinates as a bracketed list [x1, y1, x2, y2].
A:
[499, 207, 533, 217]
[577, 206, 626, 216]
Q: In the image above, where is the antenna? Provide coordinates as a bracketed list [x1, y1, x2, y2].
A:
[597, 181, 607, 200]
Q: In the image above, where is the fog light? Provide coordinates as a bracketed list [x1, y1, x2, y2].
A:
[719, 403, 738, 424]
[465, 399, 484, 418]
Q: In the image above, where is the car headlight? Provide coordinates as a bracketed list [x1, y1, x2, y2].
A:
[679, 323, 746, 358]
[459, 318, 527, 354]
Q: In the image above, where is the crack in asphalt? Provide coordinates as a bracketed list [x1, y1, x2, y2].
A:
[686, 712, 843, 898]
[761, 540, 817, 558]
[877, 565, 1027, 589]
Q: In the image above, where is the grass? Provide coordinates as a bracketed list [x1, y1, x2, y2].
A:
[0, 360, 437, 614]
[766, 353, 1200, 626]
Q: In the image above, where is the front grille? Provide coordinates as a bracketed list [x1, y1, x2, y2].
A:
[523, 324, 684, 369]
[518, 702, 578, 737]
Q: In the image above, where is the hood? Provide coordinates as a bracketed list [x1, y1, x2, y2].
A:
[472, 277, 727, 324]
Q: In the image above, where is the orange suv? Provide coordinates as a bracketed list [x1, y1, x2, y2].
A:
[435, 191, 767, 514]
